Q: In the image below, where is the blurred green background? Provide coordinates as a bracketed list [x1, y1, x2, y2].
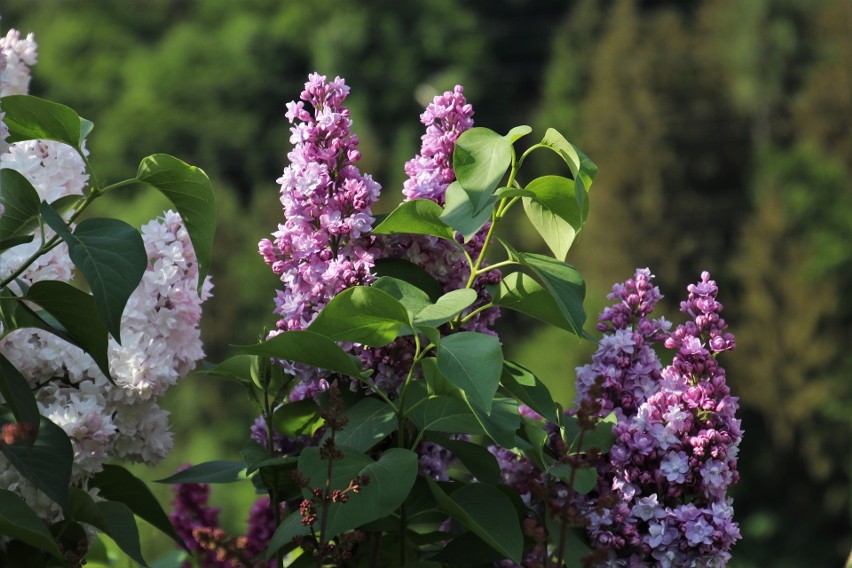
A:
[3, 0, 850, 565]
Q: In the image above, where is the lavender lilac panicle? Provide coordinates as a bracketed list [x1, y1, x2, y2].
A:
[582, 271, 742, 567]
[258, 73, 381, 400]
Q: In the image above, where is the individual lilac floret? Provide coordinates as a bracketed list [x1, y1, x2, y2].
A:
[258, 73, 381, 397]
[584, 271, 742, 567]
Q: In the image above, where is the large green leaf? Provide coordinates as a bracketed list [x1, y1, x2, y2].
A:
[516, 253, 586, 336]
[22, 280, 111, 379]
[0, 489, 63, 560]
[500, 360, 558, 423]
[67, 488, 147, 566]
[372, 199, 456, 241]
[0, 410, 72, 509]
[426, 479, 523, 563]
[272, 399, 323, 438]
[136, 154, 216, 292]
[372, 276, 433, 320]
[413, 288, 477, 328]
[440, 181, 496, 242]
[490, 271, 580, 334]
[89, 464, 186, 550]
[0, 95, 88, 149]
[155, 461, 246, 484]
[0, 170, 41, 240]
[308, 286, 411, 347]
[408, 395, 483, 436]
[200, 355, 253, 384]
[427, 435, 501, 485]
[469, 396, 520, 448]
[297, 446, 417, 540]
[0, 353, 39, 429]
[436, 332, 503, 414]
[331, 396, 397, 452]
[453, 127, 512, 214]
[547, 464, 598, 495]
[40, 203, 146, 343]
[522, 175, 582, 261]
[236, 330, 364, 378]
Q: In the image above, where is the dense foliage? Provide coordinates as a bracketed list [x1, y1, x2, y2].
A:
[1, 0, 849, 565]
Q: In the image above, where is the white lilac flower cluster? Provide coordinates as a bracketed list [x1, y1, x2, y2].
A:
[0, 26, 37, 154]
[0, 28, 212, 524]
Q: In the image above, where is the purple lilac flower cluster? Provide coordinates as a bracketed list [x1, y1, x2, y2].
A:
[583, 271, 742, 567]
[169, 471, 279, 567]
[258, 73, 381, 400]
[575, 268, 671, 420]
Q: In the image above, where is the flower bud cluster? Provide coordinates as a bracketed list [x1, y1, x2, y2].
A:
[169, 470, 279, 567]
[0, 27, 37, 153]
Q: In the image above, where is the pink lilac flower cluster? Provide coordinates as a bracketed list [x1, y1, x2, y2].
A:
[257, 73, 381, 401]
[581, 271, 742, 567]
[169, 473, 278, 567]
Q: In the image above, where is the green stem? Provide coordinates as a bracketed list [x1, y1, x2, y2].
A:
[458, 302, 494, 325]
[474, 259, 515, 275]
[262, 386, 284, 568]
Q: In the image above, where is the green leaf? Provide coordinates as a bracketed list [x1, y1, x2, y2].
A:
[67, 488, 147, 566]
[272, 399, 323, 437]
[22, 280, 112, 379]
[453, 127, 512, 214]
[200, 355, 253, 383]
[136, 154, 216, 293]
[89, 464, 187, 550]
[308, 286, 411, 347]
[421, 355, 460, 397]
[0, 95, 88, 149]
[0, 353, 40, 428]
[408, 395, 483, 435]
[0, 169, 41, 240]
[94, 501, 148, 566]
[430, 530, 509, 565]
[504, 125, 533, 145]
[297, 446, 418, 540]
[547, 464, 598, 495]
[427, 435, 501, 485]
[0, 489, 63, 560]
[155, 461, 246, 484]
[372, 258, 444, 302]
[500, 360, 558, 423]
[265, 512, 310, 559]
[539, 128, 598, 196]
[331, 397, 397, 452]
[436, 332, 503, 414]
[0, 410, 72, 509]
[522, 175, 582, 261]
[40, 203, 147, 343]
[235, 330, 364, 378]
[372, 199, 456, 241]
[490, 271, 580, 334]
[426, 479, 523, 563]
[0, 234, 34, 252]
[516, 253, 586, 336]
[495, 186, 536, 199]
[372, 276, 433, 320]
[440, 181, 496, 242]
[469, 396, 520, 448]
[413, 288, 477, 328]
